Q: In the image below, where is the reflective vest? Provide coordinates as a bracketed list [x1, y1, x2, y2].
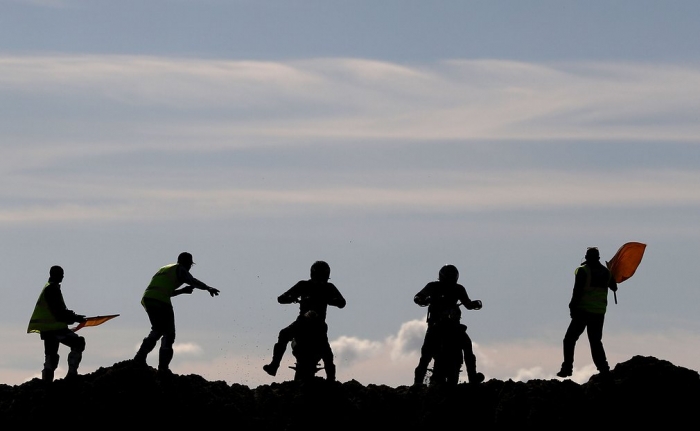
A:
[142, 264, 182, 305]
[27, 283, 68, 333]
[576, 264, 612, 314]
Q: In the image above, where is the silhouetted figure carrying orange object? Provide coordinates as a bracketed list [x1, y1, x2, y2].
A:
[263, 261, 346, 381]
[557, 247, 618, 379]
[413, 264, 484, 386]
[133, 252, 220, 375]
[27, 266, 87, 382]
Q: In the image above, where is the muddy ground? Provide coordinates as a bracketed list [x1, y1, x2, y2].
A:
[1, 355, 696, 428]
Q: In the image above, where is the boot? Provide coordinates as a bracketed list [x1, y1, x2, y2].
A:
[67, 351, 82, 377]
[413, 366, 427, 386]
[464, 351, 483, 384]
[263, 342, 286, 376]
[134, 334, 158, 366]
[468, 372, 485, 384]
[325, 362, 336, 382]
[42, 354, 59, 383]
[556, 362, 573, 378]
[158, 347, 174, 372]
[42, 369, 55, 383]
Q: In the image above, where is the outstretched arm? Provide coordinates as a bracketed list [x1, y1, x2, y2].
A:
[178, 267, 220, 297]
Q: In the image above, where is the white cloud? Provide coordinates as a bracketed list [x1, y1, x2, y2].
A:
[389, 319, 427, 360]
[2, 56, 700, 143]
[331, 336, 383, 365]
[173, 342, 203, 356]
[1, 169, 699, 225]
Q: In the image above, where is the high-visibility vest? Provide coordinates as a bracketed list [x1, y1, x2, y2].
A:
[27, 283, 68, 333]
[142, 264, 182, 305]
[576, 264, 612, 314]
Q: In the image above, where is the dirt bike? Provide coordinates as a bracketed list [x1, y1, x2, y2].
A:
[427, 320, 467, 386]
[288, 310, 333, 381]
[421, 299, 482, 386]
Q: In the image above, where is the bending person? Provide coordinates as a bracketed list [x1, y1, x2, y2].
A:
[133, 252, 220, 375]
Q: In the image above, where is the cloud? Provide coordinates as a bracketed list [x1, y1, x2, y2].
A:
[389, 319, 426, 360]
[331, 336, 383, 365]
[1, 168, 699, 225]
[173, 342, 203, 356]
[2, 56, 700, 144]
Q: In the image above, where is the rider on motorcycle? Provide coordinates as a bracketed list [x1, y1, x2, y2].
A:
[263, 261, 346, 381]
[413, 264, 485, 385]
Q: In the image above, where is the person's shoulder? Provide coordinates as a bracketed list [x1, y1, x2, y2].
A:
[44, 281, 60, 291]
[423, 280, 440, 290]
[290, 279, 310, 289]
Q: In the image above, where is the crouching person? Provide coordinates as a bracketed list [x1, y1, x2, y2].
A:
[27, 266, 87, 382]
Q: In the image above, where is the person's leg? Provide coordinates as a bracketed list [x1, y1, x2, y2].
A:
[157, 307, 176, 372]
[263, 320, 297, 376]
[42, 336, 60, 383]
[57, 330, 86, 378]
[319, 333, 336, 381]
[134, 300, 168, 365]
[460, 325, 484, 383]
[586, 313, 609, 373]
[414, 325, 437, 385]
[558, 314, 587, 377]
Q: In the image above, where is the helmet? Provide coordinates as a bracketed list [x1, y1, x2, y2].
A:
[438, 264, 459, 283]
[310, 260, 331, 280]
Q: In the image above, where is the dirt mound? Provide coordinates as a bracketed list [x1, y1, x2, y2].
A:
[1, 355, 696, 428]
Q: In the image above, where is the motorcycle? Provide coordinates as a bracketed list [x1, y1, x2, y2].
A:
[288, 310, 333, 381]
[427, 321, 467, 386]
[419, 298, 482, 386]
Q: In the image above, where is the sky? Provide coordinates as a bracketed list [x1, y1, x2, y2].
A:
[2, 0, 700, 387]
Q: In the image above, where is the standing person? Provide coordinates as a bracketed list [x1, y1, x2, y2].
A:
[557, 247, 618, 378]
[27, 265, 87, 382]
[413, 264, 484, 385]
[133, 252, 220, 375]
[262, 260, 346, 381]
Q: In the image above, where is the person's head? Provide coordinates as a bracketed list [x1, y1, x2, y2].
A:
[310, 260, 331, 282]
[177, 252, 195, 269]
[584, 247, 600, 262]
[49, 265, 64, 282]
[439, 264, 459, 284]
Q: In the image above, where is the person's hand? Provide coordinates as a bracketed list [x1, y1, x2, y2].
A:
[466, 300, 482, 310]
[75, 314, 87, 324]
[414, 295, 429, 307]
[208, 287, 220, 297]
[181, 286, 194, 294]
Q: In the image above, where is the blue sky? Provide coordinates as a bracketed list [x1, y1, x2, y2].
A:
[2, 0, 700, 386]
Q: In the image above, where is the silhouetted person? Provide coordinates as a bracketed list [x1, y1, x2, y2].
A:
[263, 260, 346, 381]
[413, 264, 484, 385]
[133, 252, 220, 375]
[557, 247, 618, 378]
[27, 266, 87, 382]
